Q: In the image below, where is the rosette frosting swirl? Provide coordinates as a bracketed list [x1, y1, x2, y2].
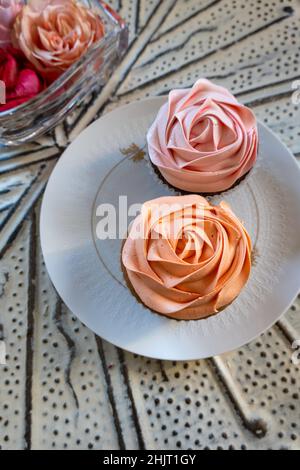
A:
[122, 195, 252, 320]
[147, 79, 258, 193]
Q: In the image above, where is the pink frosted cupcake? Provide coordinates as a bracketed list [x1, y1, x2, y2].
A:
[147, 79, 258, 194]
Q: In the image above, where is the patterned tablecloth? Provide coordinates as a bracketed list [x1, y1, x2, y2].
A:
[0, 0, 299, 450]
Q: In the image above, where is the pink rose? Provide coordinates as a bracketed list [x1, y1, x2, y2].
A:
[0, 0, 23, 47]
[13, 0, 105, 83]
[0, 47, 44, 111]
[147, 79, 258, 193]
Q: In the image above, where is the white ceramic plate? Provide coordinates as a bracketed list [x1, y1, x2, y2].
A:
[40, 97, 300, 360]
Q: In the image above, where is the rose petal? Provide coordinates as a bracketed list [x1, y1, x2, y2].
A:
[13, 0, 105, 81]
[12, 69, 42, 97]
[0, 95, 29, 111]
[0, 1, 23, 47]
[1, 52, 18, 88]
[0, 46, 45, 110]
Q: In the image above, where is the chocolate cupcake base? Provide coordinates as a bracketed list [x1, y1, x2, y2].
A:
[149, 158, 252, 198]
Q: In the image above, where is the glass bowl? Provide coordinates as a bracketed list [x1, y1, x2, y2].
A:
[0, 0, 128, 146]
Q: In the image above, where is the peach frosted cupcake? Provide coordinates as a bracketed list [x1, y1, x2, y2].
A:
[122, 195, 252, 320]
[147, 79, 258, 194]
